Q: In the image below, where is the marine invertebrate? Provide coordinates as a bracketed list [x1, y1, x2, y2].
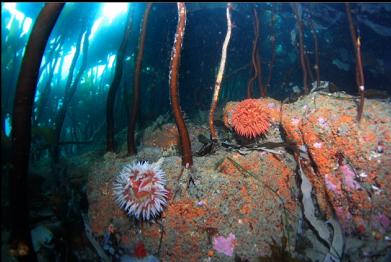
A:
[113, 161, 169, 220]
[231, 99, 270, 139]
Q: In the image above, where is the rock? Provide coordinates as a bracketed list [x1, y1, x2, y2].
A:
[87, 149, 299, 261]
[86, 92, 391, 261]
[223, 93, 391, 240]
[31, 224, 53, 252]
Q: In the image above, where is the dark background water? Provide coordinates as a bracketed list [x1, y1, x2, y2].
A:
[2, 2, 391, 143]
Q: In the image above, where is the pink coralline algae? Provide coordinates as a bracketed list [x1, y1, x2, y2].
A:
[324, 173, 342, 195]
[372, 213, 390, 233]
[213, 233, 236, 256]
[339, 164, 362, 190]
[335, 206, 354, 233]
[317, 117, 329, 129]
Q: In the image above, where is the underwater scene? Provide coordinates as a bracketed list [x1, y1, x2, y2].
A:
[1, 2, 391, 262]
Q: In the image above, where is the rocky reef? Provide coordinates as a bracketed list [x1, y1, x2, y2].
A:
[86, 91, 391, 261]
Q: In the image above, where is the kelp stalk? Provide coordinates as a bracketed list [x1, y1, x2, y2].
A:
[304, 52, 314, 83]
[106, 8, 133, 152]
[292, 3, 308, 94]
[34, 47, 62, 126]
[308, 14, 320, 88]
[169, 2, 192, 167]
[345, 3, 365, 123]
[128, 3, 152, 155]
[9, 4, 64, 260]
[53, 15, 94, 163]
[247, 7, 259, 98]
[209, 2, 232, 141]
[256, 41, 265, 97]
[266, 6, 276, 91]
[254, 8, 266, 97]
[356, 37, 365, 122]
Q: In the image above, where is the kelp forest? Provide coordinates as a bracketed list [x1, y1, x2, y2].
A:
[1, 3, 391, 261]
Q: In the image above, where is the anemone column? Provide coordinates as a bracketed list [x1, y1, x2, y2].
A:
[9, 4, 64, 260]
